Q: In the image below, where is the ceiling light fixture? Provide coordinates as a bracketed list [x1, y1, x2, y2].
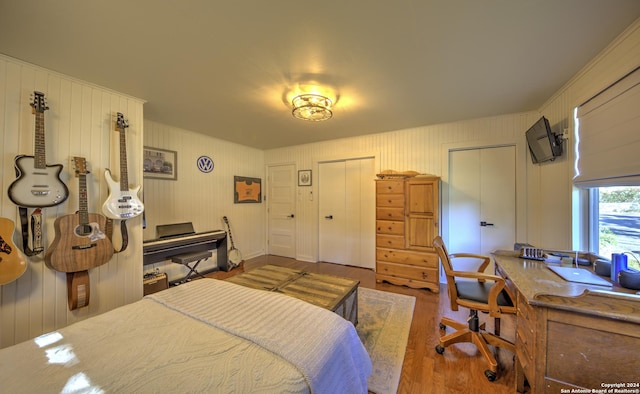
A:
[291, 94, 333, 121]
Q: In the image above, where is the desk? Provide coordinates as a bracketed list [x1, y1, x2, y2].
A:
[493, 251, 640, 393]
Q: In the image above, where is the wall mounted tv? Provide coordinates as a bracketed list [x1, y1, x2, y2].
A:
[525, 116, 563, 164]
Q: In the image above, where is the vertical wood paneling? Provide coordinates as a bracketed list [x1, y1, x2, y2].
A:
[142, 120, 266, 282]
[0, 55, 144, 348]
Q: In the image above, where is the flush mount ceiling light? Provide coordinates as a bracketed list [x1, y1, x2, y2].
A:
[291, 94, 333, 121]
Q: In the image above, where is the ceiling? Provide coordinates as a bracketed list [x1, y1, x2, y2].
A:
[1, 1, 639, 150]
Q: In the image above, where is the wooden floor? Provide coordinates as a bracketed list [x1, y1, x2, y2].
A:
[207, 255, 518, 394]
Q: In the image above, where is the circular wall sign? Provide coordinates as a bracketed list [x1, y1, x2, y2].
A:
[197, 155, 214, 173]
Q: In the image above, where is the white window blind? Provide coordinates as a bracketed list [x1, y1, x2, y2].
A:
[574, 66, 640, 187]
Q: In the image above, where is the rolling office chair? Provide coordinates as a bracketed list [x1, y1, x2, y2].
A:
[433, 236, 516, 381]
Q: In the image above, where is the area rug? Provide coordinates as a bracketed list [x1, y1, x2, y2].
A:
[357, 288, 416, 394]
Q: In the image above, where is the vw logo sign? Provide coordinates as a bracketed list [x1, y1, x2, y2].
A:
[197, 155, 214, 173]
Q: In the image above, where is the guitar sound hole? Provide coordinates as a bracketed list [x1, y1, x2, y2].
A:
[76, 225, 93, 237]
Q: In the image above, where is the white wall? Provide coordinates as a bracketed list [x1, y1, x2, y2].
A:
[265, 111, 540, 262]
[538, 18, 640, 251]
[0, 55, 144, 348]
[264, 17, 640, 259]
[143, 120, 266, 280]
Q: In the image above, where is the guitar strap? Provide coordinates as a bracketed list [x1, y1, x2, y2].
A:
[18, 207, 44, 256]
[105, 218, 129, 253]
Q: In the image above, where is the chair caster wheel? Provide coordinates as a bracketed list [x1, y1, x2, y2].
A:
[435, 345, 445, 354]
[484, 370, 497, 381]
[439, 323, 446, 330]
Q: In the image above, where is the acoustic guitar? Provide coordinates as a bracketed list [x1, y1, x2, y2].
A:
[102, 112, 144, 220]
[0, 218, 27, 285]
[45, 157, 114, 272]
[8, 91, 69, 208]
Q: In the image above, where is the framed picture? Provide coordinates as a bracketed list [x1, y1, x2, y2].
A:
[234, 176, 262, 203]
[298, 170, 312, 186]
[143, 147, 177, 180]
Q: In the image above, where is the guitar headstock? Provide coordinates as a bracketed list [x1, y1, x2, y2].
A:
[31, 91, 49, 114]
[72, 156, 90, 177]
[116, 112, 129, 132]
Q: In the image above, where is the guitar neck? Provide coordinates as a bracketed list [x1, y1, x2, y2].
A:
[78, 173, 90, 225]
[118, 129, 129, 191]
[34, 111, 46, 169]
[224, 219, 236, 248]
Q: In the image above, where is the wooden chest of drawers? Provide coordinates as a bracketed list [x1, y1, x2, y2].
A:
[375, 177, 440, 293]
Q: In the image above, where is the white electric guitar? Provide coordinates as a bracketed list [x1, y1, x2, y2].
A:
[8, 91, 69, 208]
[102, 113, 144, 220]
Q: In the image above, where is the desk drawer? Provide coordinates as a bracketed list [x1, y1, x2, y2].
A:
[516, 321, 535, 360]
[515, 342, 535, 387]
[517, 292, 534, 322]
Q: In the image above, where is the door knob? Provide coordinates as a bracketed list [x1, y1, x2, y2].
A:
[325, 215, 333, 219]
[480, 221, 494, 227]
[287, 214, 295, 218]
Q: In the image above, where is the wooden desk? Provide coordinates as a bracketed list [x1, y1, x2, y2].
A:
[493, 251, 640, 393]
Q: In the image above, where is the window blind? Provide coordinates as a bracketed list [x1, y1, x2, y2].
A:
[574, 66, 640, 188]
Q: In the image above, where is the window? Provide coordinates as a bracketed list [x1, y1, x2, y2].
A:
[589, 186, 640, 271]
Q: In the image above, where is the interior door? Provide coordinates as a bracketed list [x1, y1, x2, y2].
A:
[448, 146, 516, 269]
[318, 158, 375, 268]
[267, 164, 296, 258]
[319, 161, 347, 264]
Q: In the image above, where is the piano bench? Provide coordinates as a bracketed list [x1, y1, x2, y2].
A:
[171, 250, 212, 265]
[171, 250, 213, 283]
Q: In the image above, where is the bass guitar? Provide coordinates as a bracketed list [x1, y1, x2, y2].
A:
[45, 157, 114, 272]
[0, 218, 27, 285]
[8, 91, 69, 208]
[102, 112, 144, 220]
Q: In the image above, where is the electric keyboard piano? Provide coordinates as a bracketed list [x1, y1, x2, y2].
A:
[143, 223, 229, 271]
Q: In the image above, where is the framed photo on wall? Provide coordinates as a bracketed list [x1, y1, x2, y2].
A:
[298, 170, 312, 186]
[234, 176, 262, 203]
[143, 146, 177, 180]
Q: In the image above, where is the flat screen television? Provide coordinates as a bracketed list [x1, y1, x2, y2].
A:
[525, 116, 562, 164]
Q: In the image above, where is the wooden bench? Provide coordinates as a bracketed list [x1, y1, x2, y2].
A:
[226, 265, 360, 325]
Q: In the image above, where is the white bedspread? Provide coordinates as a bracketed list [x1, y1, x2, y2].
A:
[0, 278, 371, 394]
[148, 279, 372, 394]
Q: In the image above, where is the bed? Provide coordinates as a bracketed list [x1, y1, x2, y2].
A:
[0, 278, 372, 393]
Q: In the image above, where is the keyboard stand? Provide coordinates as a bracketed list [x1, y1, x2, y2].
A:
[171, 250, 212, 283]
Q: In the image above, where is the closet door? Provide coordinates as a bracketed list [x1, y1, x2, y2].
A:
[319, 161, 347, 264]
[318, 158, 375, 268]
[448, 146, 516, 269]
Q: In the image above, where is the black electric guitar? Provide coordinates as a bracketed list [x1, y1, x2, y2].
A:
[102, 112, 144, 220]
[45, 157, 114, 273]
[223, 216, 242, 269]
[8, 91, 69, 208]
[0, 218, 27, 285]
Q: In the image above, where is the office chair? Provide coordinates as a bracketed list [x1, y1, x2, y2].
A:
[433, 236, 516, 381]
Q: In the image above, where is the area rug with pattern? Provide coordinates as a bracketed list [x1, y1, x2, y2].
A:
[357, 287, 416, 394]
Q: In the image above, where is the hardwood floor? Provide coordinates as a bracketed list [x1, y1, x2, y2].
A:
[207, 255, 518, 394]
